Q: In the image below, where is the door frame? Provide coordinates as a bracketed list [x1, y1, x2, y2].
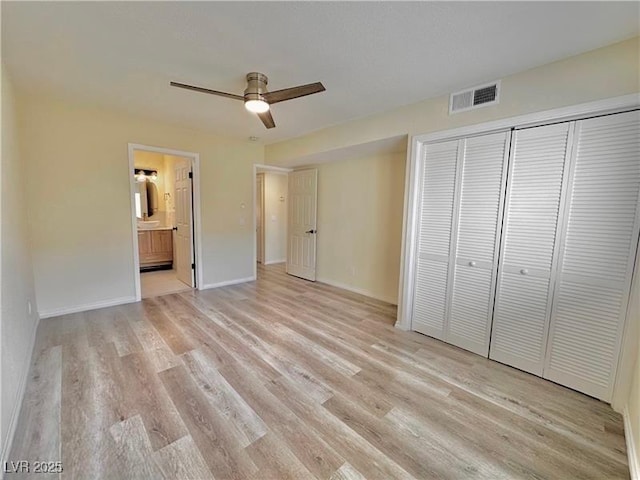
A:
[256, 172, 265, 264]
[252, 164, 292, 279]
[398, 93, 640, 332]
[128, 143, 203, 301]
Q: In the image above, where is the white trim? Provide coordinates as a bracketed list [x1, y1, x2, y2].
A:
[398, 93, 640, 332]
[38, 296, 136, 319]
[317, 277, 397, 305]
[200, 276, 256, 290]
[128, 143, 203, 300]
[417, 93, 639, 145]
[264, 259, 286, 265]
[1, 315, 40, 471]
[255, 164, 293, 174]
[624, 406, 639, 480]
[396, 134, 421, 329]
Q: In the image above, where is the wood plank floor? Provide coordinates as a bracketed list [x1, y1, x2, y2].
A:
[8, 263, 629, 479]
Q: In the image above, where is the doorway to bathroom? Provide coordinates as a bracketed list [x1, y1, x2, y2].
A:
[128, 143, 203, 300]
[253, 164, 291, 278]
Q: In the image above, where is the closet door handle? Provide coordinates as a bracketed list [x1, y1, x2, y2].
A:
[468, 261, 477, 267]
[520, 269, 529, 275]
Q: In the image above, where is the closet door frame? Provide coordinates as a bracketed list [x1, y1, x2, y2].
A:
[399, 93, 638, 332]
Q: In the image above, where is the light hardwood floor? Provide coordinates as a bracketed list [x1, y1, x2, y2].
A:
[8, 263, 630, 479]
[140, 269, 192, 299]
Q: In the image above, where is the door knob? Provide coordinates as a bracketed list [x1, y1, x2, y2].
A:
[305, 229, 317, 234]
[468, 261, 476, 267]
[520, 269, 529, 275]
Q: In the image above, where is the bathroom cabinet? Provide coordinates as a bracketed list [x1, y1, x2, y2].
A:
[138, 229, 173, 269]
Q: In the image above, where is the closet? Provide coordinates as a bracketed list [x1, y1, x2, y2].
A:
[408, 109, 640, 401]
[413, 131, 510, 356]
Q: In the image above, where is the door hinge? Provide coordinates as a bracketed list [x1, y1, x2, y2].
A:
[188, 171, 193, 179]
[191, 263, 195, 270]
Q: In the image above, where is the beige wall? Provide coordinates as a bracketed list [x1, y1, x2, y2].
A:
[263, 173, 287, 264]
[18, 92, 263, 317]
[313, 151, 406, 303]
[266, 37, 639, 165]
[1, 65, 39, 463]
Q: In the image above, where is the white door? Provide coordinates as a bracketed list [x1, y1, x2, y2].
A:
[544, 110, 640, 401]
[256, 174, 264, 264]
[412, 140, 460, 340]
[489, 122, 572, 375]
[447, 131, 510, 356]
[175, 159, 194, 287]
[287, 169, 318, 281]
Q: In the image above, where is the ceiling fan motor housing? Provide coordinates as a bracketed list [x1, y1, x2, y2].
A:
[244, 72, 269, 102]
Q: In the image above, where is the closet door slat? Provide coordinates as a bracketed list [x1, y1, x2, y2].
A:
[544, 110, 640, 401]
[448, 131, 510, 356]
[412, 140, 459, 339]
[489, 123, 571, 375]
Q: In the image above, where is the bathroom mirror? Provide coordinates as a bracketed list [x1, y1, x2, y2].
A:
[134, 170, 159, 219]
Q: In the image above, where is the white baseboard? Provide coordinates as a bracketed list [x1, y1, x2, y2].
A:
[200, 276, 256, 290]
[624, 406, 639, 480]
[1, 315, 40, 473]
[38, 295, 137, 319]
[316, 277, 397, 305]
[264, 259, 286, 265]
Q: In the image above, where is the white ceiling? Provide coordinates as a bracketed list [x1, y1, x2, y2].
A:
[2, 2, 638, 144]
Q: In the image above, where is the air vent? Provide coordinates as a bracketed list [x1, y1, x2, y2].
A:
[449, 81, 500, 114]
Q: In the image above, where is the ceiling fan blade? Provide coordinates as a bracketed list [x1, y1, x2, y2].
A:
[263, 82, 325, 104]
[257, 110, 276, 129]
[170, 81, 244, 101]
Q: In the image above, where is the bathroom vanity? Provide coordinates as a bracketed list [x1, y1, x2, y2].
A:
[138, 227, 173, 270]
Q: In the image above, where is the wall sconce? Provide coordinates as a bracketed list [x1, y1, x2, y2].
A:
[134, 168, 158, 182]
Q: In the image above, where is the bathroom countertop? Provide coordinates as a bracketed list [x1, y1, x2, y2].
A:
[137, 226, 174, 231]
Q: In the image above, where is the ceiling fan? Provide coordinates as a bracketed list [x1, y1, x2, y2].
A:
[170, 72, 325, 129]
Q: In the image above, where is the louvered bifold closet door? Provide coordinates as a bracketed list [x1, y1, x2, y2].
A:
[544, 110, 640, 401]
[489, 123, 572, 375]
[447, 131, 511, 356]
[412, 140, 459, 339]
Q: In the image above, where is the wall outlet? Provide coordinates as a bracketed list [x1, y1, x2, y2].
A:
[350, 266, 356, 277]
[27, 300, 32, 316]
[239, 216, 246, 226]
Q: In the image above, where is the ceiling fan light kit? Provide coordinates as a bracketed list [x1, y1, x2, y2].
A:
[170, 72, 325, 129]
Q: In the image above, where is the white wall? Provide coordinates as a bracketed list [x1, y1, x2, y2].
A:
[1, 65, 39, 465]
[262, 173, 287, 264]
[18, 92, 263, 317]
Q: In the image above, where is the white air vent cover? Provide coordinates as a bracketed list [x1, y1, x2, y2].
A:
[449, 81, 500, 114]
